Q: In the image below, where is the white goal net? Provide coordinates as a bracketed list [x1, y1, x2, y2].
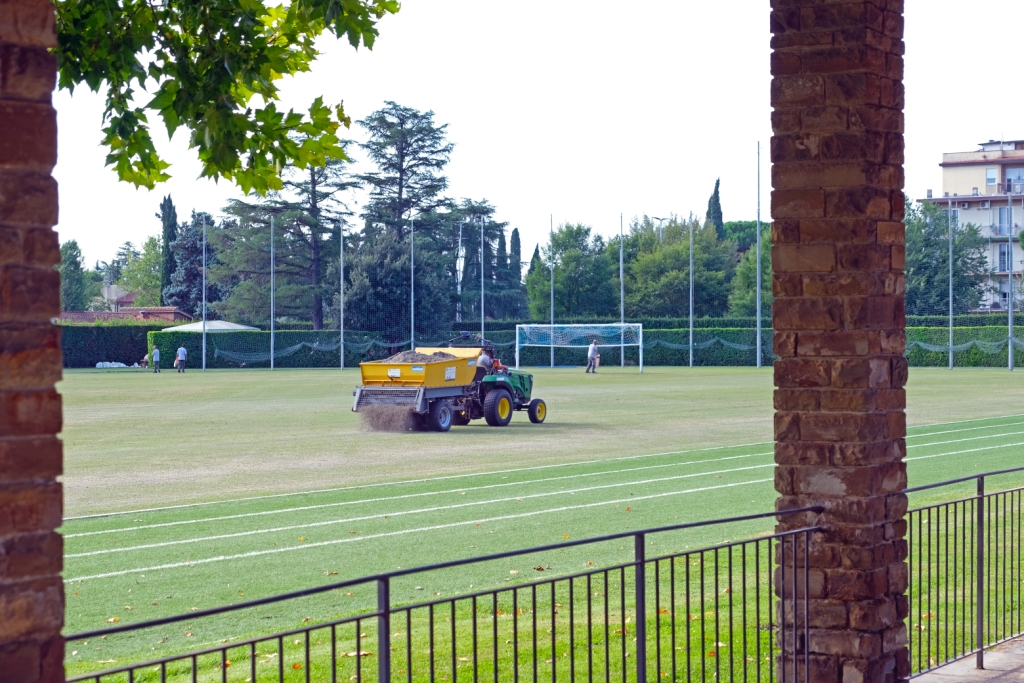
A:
[515, 323, 644, 372]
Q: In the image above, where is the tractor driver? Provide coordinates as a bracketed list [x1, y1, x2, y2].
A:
[478, 347, 495, 373]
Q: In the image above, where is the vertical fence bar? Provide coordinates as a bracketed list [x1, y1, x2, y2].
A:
[377, 578, 390, 683]
[634, 534, 647, 683]
[977, 476, 986, 669]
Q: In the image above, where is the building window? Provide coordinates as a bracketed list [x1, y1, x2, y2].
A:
[999, 243, 1011, 272]
[988, 168, 999, 185]
[997, 207, 1013, 235]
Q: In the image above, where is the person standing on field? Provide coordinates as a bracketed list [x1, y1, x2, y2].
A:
[176, 344, 188, 373]
[152, 345, 160, 373]
[585, 340, 600, 373]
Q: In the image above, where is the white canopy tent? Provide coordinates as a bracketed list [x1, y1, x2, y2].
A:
[162, 321, 258, 333]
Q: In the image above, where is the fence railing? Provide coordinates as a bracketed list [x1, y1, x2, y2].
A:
[66, 508, 821, 683]
[906, 465, 1024, 677]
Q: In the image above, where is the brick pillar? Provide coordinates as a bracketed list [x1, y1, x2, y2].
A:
[0, 0, 65, 681]
[770, 2, 909, 682]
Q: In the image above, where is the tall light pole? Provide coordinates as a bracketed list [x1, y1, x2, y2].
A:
[652, 216, 669, 242]
[620, 213, 625, 368]
[480, 216, 485, 340]
[270, 215, 275, 371]
[756, 142, 763, 369]
[1009, 193, 1015, 372]
[550, 214, 555, 369]
[456, 221, 465, 323]
[202, 215, 207, 372]
[948, 198, 953, 370]
[344, 225, 348, 370]
[689, 217, 694, 368]
[410, 216, 415, 351]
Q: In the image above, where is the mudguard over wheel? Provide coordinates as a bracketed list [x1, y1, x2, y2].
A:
[426, 400, 453, 432]
[528, 398, 547, 424]
[483, 389, 513, 427]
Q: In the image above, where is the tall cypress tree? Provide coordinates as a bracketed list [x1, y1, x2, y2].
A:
[509, 228, 523, 283]
[706, 178, 725, 240]
[156, 195, 178, 304]
[495, 229, 509, 285]
[527, 244, 541, 275]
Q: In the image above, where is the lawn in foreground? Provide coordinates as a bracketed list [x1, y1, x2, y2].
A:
[58, 367, 1024, 677]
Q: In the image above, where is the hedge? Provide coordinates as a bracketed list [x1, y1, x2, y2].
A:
[61, 324, 170, 368]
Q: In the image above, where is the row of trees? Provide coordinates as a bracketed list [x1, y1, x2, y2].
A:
[58, 102, 997, 330]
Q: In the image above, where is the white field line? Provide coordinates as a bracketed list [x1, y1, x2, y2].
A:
[65, 428, 1024, 539]
[62, 478, 774, 582]
[63, 415, 1024, 522]
[65, 451, 776, 538]
[62, 441, 773, 521]
[68, 435, 1024, 559]
[905, 441, 1024, 463]
[65, 463, 779, 557]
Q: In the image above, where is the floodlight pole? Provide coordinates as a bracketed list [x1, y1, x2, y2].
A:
[550, 214, 555, 369]
[620, 213, 625, 368]
[948, 198, 954, 370]
[270, 215, 275, 371]
[480, 217, 485, 340]
[344, 225, 348, 370]
[410, 217, 415, 352]
[1010, 196, 1015, 372]
[689, 218, 694, 368]
[756, 142, 763, 369]
[456, 221, 464, 323]
[202, 215, 207, 372]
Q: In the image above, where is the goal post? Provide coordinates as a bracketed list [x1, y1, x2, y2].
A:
[515, 323, 644, 373]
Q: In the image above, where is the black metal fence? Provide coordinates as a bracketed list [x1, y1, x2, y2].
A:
[906, 465, 1024, 677]
[66, 509, 820, 683]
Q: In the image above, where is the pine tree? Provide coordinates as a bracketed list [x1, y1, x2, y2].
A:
[163, 212, 219, 318]
[157, 195, 178, 304]
[495, 229, 509, 286]
[706, 178, 725, 240]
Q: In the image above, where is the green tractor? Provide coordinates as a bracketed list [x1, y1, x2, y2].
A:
[352, 334, 547, 431]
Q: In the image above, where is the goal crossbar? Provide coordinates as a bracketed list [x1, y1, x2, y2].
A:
[515, 323, 643, 372]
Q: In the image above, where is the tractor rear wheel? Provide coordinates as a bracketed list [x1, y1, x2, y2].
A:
[528, 398, 547, 424]
[426, 400, 453, 432]
[483, 389, 513, 427]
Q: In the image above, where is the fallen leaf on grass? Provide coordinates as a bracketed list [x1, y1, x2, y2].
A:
[71, 651, 78, 656]
[534, 566, 545, 572]
[298, 537, 305, 542]
[563, 534, 569, 539]
[302, 617, 310, 623]
[659, 608, 669, 615]
[189, 607, 198, 612]
[509, 570, 519, 575]
[459, 657, 470, 662]
[185, 632, 193, 637]
[106, 617, 119, 623]
[625, 507, 631, 512]
[325, 571, 338, 576]
[237, 590, 244, 596]
[293, 663, 302, 670]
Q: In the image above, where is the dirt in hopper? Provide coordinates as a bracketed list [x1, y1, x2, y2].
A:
[380, 350, 459, 363]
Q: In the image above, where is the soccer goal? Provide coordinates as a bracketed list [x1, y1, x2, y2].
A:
[515, 323, 644, 372]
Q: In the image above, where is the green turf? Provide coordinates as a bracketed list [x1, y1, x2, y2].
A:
[57, 367, 1024, 678]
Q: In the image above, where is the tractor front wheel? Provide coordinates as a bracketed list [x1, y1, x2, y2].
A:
[426, 400, 454, 432]
[528, 398, 547, 424]
[483, 389, 513, 427]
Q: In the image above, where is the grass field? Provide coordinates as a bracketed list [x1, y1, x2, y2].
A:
[58, 366, 1024, 677]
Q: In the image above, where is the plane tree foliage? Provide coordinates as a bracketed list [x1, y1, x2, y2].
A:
[56, 0, 398, 192]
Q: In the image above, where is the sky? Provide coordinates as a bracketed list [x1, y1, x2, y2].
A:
[53, 0, 1024, 267]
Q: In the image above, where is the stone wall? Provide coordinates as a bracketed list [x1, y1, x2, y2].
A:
[0, 0, 65, 681]
[770, 1, 909, 682]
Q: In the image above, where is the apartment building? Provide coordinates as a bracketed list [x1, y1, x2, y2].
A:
[922, 139, 1024, 310]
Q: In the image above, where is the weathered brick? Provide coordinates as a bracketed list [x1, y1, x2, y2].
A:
[0, 44, 56, 101]
[0, 0, 57, 47]
[0, 437, 61, 482]
[0, 102, 56, 170]
[0, 481, 62, 535]
[0, 171, 58, 226]
[774, 297, 843, 331]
